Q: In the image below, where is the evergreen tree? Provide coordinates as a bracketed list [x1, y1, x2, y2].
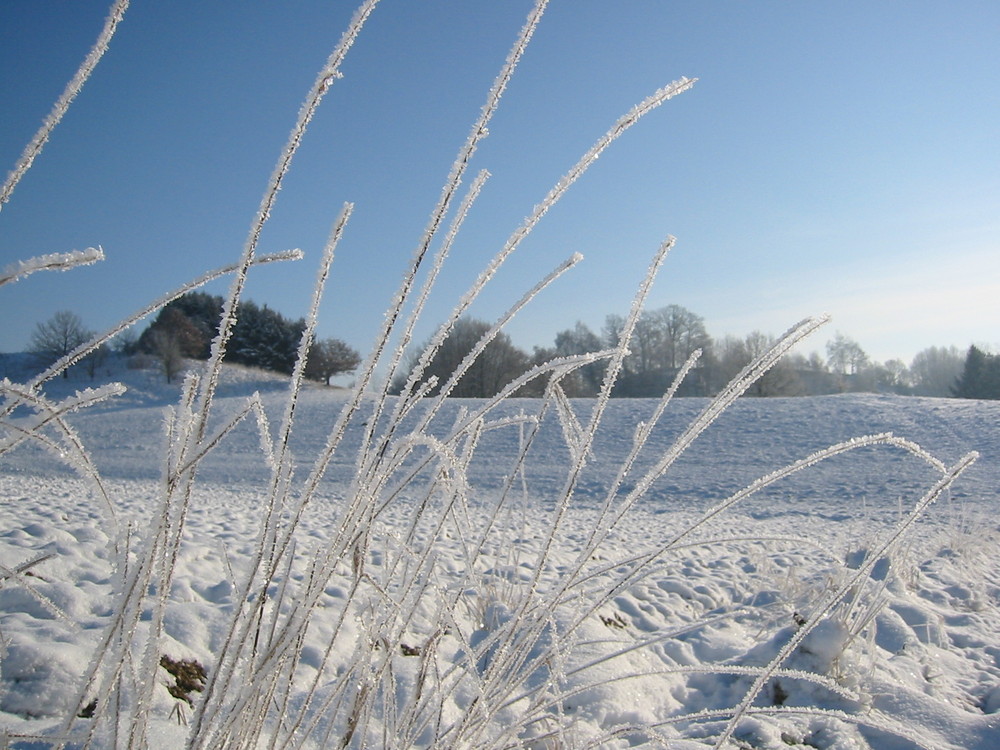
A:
[953, 345, 1000, 399]
[137, 292, 222, 359]
[227, 301, 306, 375]
[136, 292, 342, 377]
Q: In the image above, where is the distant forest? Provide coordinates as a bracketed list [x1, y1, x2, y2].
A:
[19, 297, 998, 400]
[388, 304, 997, 400]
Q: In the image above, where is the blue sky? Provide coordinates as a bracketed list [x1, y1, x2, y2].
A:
[2, 1, 998, 370]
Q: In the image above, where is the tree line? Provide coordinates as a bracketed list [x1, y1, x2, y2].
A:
[390, 304, 996, 400]
[25, 292, 360, 385]
[24, 300, 997, 400]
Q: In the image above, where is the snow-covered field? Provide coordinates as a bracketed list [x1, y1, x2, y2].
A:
[1, 362, 998, 749]
[6, 1, 999, 746]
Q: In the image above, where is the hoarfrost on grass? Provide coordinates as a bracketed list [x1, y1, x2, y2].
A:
[1, 1, 997, 748]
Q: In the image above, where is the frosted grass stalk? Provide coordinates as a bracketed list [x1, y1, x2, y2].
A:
[661, 433, 951, 554]
[558, 337, 740, 593]
[321, 1, 550, 493]
[0, 558, 75, 625]
[471, 238, 673, 694]
[570, 535, 834, 598]
[371, 411, 549, 654]
[274, 570, 372, 748]
[575, 349, 705, 565]
[6, 4, 984, 747]
[0, 0, 129, 211]
[364, 462, 501, 743]
[443, 351, 613, 436]
[501, 663, 861, 748]
[191, 0, 379, 462]
[502, 431, 964, 748]
[408, 405, 564, 738]
[274, 203, 353, 481]
[236, 543, 302, 737]
[282, 15, 554, 650]
[365, 359, 595, 517]
[551, 383, 591, 466]
[0, 380, 125, 457]
[446, 79, 695, 338]
[457, 402, 931, 745]
[184, 2, 382, 736]
[230, 208, 352, 688]
[378, 353, 612, 507]
[280, 592, 372, 748]
[0, 551, 54, 581]
[172, 394, 273, 480]
[566, 332, 702, 573]
[397, 79, 695, 437]
[611, 315, 830, 514]
[416, 252, 584, 419]
[125, 391, 211, 746]
[556, 434, 946, 646]
[583, 237, 676, 448]
[362, 340, 610, 551]
[390, 168, 490, 409]
[69, 378, 197, 747]
[522, 664, 858, 718]
[245, 202, 384, 592]
[577, 705, 936, 750]
[0, 382, 122, 527]
[0, 247, 105, 288]
[60, 512, 166, 744]
[217, 489, 393, 743]
[358, 0, 549, 477]
[714, 450, 978, 749]
[204, 206, 351, 702]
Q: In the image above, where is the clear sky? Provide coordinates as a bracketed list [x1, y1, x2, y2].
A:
[2, 1, 998, 369]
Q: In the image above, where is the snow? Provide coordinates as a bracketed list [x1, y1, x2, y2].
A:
[2, 360, 999, 748]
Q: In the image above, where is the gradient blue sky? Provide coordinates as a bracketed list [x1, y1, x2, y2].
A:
[3, 1, 998, 369]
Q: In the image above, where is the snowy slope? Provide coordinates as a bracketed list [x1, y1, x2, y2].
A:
[1, 362, 998, 748]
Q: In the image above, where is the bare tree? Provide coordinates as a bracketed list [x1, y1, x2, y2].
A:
[149, 329, 185, 383]
[111, 327, 139, 354]
[396, 318, 530, 398]
[910, 345, 963, 397]
[83, 343, 110, 381]
[653, 304, 711, 370]
[826, 333, 869, 376]
[876, 358, 911, 392]
[552, 321, 605, 396]
[713, 331, 801, 396]
[28, 310, 93, 378]
[605, 305, 711, 396]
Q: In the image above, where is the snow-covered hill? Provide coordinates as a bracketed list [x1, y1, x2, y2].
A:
[2, 362, 998, 748]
